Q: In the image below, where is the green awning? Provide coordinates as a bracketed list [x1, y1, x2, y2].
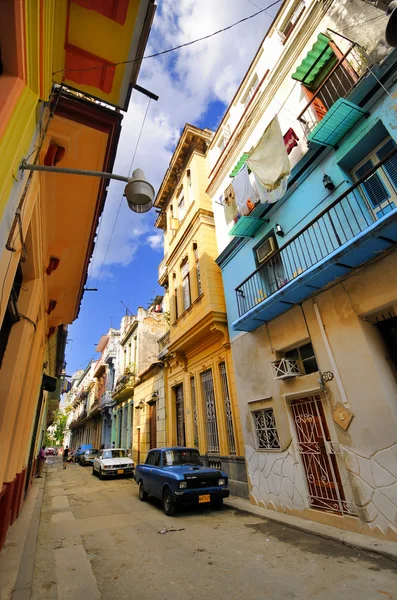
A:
[291, 33, 335, 86]
[308, 98, 368, 148]
[229, 216, 264, 238]
[229, 152, 250, 178]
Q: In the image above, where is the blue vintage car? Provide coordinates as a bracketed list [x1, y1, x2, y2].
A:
[134, 447, 229, 516]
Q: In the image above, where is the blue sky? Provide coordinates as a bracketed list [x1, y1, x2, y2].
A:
[65, 0, 278, 376]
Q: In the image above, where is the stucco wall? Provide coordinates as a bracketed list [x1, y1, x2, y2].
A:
[132, 368, 165, 463]
[231, 250, 397, 539]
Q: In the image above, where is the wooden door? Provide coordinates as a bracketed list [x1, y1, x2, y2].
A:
[149, 404, 157, 449]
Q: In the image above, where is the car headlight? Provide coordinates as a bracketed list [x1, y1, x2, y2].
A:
[104, 465, 112, 469]
[218, 478, 226, 486]
[179, 481, 187, 489]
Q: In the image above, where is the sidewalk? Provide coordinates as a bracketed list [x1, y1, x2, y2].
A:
[224, 495, 397, 562]
[0, 476, 45, 600]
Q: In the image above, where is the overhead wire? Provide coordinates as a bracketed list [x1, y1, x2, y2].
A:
[94, 97, 152, 289]
[52, 0, 283, 77]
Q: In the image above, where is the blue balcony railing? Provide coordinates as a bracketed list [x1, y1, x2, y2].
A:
[235, 147, 397, 321]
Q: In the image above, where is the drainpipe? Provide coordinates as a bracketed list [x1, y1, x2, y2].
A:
[312, 300, 349, 405]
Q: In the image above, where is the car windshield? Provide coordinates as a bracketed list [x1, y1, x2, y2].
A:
[102, 450, 127, 459]
[85, 449, 98, 455]
[164, 450, 202, 466]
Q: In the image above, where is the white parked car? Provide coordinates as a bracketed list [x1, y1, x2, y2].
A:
[92, 448, 134, 480]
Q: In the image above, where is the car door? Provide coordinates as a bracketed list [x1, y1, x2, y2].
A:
[94, 453, 102, 472]
[140, 451, 155, 492]
[149, 451, 163, 499]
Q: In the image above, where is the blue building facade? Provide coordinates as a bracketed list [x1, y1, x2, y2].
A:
[208, 1, 397, 540]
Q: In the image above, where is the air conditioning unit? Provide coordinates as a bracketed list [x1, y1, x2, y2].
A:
[270, 358, 302, 380]
[256, 237, 276, 263]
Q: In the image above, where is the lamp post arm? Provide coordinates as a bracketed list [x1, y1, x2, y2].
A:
[20, 161, 131, 183]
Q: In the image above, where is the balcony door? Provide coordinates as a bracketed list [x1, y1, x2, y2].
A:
[353, 138, 397, 219]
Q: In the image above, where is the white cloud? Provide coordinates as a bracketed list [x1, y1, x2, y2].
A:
[88, 0, 276, 281]
[146, 232, 164, 250]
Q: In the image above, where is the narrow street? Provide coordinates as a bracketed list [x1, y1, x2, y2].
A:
[28, 458, 397, 600]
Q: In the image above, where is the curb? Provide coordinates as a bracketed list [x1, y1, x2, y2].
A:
[12, 473, 46, 600]
[224, 496, 397, 563]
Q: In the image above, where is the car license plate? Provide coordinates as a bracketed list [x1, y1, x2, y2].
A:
[117, 469, 124, 475]
[199, 494, 210, 503]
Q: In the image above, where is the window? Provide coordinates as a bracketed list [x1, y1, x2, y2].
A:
[284, 342, 318, 375]
[279, 0, 305, 43]
[354, 138, 397, 219]
[190, 376, 199, 448]
[218, 125, 231, 151]
[181, 259, 191, 311]
[0, 263, 22, 368]
[242, 74, 260, 109]
[252, 408, 280, 450]
[219, 363, 236, 455]
[193, 243, 202, 296]
[173, 273, 178, 320]
[201, 369, 220, 453]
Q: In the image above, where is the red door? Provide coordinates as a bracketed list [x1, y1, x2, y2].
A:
[290, 396, 351, 514]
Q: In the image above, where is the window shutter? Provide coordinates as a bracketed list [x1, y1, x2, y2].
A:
[302, 85, 327, 121]
[355, 159, 390, 208]
[377, 139, 397, 191]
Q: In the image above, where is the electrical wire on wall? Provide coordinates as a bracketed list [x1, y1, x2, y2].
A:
[91, 97, 152, 289]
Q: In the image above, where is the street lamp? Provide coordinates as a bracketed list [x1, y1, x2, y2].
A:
[20, 161, 155, 214]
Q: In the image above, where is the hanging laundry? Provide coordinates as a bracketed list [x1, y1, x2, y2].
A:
[247, 116, 290, 204]
[283, 128, 299, 155]
[223, 184, 238, 225]
[232, 165, 256, 215]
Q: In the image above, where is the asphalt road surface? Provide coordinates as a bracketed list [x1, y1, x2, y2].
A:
[31, 458, 397, 600]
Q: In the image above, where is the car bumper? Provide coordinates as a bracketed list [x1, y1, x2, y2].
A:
[173, 488, 229, 505]
[101, 468, 135, 477]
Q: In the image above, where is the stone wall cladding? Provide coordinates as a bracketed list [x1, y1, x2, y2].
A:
[245, 443, 307, 511]
[343, 443, 397, 536]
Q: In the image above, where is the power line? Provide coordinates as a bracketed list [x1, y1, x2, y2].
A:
[52, 0, 282, 77]
[94, 97, 152, 288]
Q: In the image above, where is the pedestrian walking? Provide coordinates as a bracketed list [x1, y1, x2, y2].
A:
[111, 441, 115, 448]
[36, 445, 46, 477]
[63, 445, 69, 469]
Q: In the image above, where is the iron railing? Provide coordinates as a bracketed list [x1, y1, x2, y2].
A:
[297, 43, 367, 138]
[235, 148, 397, 319]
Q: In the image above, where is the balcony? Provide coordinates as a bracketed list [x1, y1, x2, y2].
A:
[271, 358, 302, 380]
[158, 330, 170, 358]
[112, 367, 135, 402]
[297, 41, 367, 143]
[158, 254, 168, 285]
[234, 149, 397, 332]
[100, 391, 114, 409]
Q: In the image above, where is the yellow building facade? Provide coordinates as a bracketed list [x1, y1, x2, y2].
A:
[155, 125, 248, 497]
[0, 0, 155, 551]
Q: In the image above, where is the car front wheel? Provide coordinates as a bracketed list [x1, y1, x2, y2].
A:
[92, 466, 96, 476]
[163, 488, 176, 516]
[139, 481, 148, 501]
[99, 468, 105, 480]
